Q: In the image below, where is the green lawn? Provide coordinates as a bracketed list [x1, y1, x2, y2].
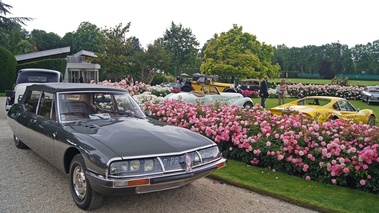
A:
[210, 160, 379, 213]
[270, 78, 379, 86]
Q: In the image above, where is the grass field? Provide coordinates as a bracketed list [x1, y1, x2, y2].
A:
[270, 78, 379, 86]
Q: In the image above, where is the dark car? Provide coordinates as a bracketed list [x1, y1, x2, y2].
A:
[237, 79, 260, 92]
[7, 83, 226, 210]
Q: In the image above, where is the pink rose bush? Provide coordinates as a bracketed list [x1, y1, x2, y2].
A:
[145, 100, 379, 194]
[96, 79, 379, 193]
[287, 83, 364, 100]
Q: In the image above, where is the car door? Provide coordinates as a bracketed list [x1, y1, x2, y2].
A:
[336, 100, 361, 122]
[28, 91, 58, 163]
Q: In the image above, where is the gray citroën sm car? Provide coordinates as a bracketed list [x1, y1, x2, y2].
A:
[7, 83, 226, 210]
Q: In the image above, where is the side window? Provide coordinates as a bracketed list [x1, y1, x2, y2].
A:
[37, 92, 55, 120]
[24, 90, 41, 113]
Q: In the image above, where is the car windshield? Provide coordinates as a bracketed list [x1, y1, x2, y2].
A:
[368, 87, 379, 92]
[58, 91, 145, 122]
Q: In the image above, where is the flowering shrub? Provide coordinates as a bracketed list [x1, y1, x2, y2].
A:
[287, 83, 364, 100]
[145, 100, 379, 194]
[96, 79, 379, 193]
[241, 90, 259, 98]
[91, 79, 149, 96]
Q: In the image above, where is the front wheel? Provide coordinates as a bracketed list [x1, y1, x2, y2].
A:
[13, 135, 27, 149]
[69, 154, 104, 210]
[368, 115, 376, 126]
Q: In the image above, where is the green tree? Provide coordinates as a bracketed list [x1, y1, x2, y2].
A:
[201, 24, 280, 83]
[129, 42, 171, 84]
[0, 46, 17, 91]
[158, 22, 200, 77]
[92, 23, 132, 81]
[59, 32, 74, 51]
[0, 1, 33, 46]
[72, 21, 104, 54]
[30, 29, 61, 51]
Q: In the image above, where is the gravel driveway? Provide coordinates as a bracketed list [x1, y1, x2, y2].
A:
[0, 97, 317, 213]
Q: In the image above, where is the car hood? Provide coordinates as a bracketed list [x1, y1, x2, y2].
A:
[68, 117, 214, 158]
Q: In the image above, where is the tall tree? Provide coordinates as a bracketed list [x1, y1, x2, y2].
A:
[129, 42, 171, 84]
[72, 21, 104, 54]
[158, 22, 200, 77]
[0, 1, 33, 51]
[92, 23, 132, 81]
[30, 29, 61, 51]
[201, 24, 280, 82]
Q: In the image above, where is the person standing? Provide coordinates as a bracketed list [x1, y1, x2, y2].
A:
[278, 79, 287, 105]
[126, 74, 134, 85]
[259, 76, 269, 108]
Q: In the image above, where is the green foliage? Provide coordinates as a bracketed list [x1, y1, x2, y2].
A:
[129, 43, 171, 84]
[150, 74, 176, 85]
[201, 24, 280, 83]
[0, 46, 17, 91]
[30, 29, 61, 51]
[72, 22, 105, 54]
[92, 23, 132, 81]
[158, 22, 200, 77]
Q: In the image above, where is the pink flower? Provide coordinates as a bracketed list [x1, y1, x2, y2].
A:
[331, 179, 337, 184]
[305, 176, 311, 181]
[360, 179, 366, 186]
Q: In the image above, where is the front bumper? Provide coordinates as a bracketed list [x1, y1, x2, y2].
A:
[86, 158, 226, 196]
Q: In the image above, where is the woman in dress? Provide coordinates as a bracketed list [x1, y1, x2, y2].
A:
[278, 79, 287, 105]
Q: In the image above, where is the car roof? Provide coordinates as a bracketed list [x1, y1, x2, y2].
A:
[18, 68, 62, 74]
[25, 83, 127, 93]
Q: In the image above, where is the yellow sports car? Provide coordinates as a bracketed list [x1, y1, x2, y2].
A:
[269, 96, 376, 125]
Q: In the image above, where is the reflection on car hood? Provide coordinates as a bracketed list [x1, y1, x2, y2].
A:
[68, 117, 214, 157]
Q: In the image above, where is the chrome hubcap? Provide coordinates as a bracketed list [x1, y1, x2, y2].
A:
[72, 165, 87, 199]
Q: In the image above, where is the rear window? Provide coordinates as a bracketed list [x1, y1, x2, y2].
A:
[16, 71, 62, 84]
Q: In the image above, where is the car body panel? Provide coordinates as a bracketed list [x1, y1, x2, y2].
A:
[181, 73, 234, 92]
[269, 96, 376, 124]
[7, 83, 226, 200]
[238, 79, 260, 91]
[361, 86, 379, 104]
[165, 85, 253, 107]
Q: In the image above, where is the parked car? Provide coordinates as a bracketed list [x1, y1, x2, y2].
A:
[180, 73, 236, 93]
[5, 68, 63, 111]
[161, 82, 182, 93]
[237, 79, 260, 92]
[7, 83, 226, 210]
[269, 96, 376, 125]
[165, 85, 254, 108]
[361, 86, 379, 105]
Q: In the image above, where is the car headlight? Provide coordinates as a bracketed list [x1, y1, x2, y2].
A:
[198, 146, 221, 163]
[109, 158, 163, 177]
[370, 95, 375, 100]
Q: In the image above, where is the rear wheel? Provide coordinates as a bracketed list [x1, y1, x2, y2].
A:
[13, 135, 27, 149]
[69, 154, 104, 210]
[368, 115, 376, 126]
[243, 102, 253, 109]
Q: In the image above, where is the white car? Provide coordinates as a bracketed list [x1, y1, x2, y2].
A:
[164, 85, 254, 108]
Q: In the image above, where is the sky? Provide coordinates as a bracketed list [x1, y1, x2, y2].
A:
[9, 0, 379, 48]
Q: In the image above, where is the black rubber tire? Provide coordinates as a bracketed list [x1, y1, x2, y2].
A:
[69, 154, 104, 210]
[243, 102, 253, 109]
[368, 115, 376, 126]
[13, 135, 27, 149]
